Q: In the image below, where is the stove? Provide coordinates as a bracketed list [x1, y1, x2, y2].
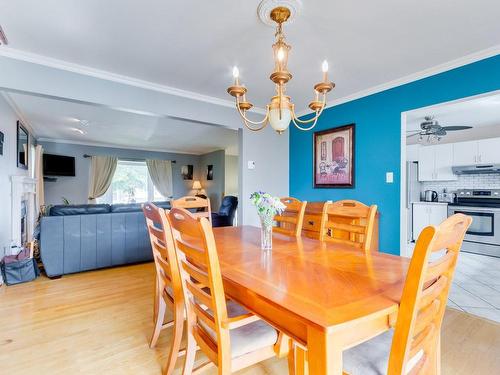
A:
[448, 189, 500, 257]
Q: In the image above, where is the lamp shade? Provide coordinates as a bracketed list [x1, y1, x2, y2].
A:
[192, 180, 202, 190]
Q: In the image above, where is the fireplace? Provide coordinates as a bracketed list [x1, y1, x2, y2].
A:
[20, 200, 28, 245]
[10, 176, 37, 254]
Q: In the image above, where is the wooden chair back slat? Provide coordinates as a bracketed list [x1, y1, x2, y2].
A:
[195, 326, 219, 365]
[167, 207, 232, 369]
[194, 303, 217, 331]
[273, 197, 307, 237]
[328, 221, 366, 234]
[176, 239, 207, 266]
[387, 214, 472, 375]
[423, 252, 455, 283]
[172, 196, 212, 224]
[142, 203, 183, 304]
[182, 260, 210, 287]
[186, 279, 213, 309]
[417, 276, 447, 310]
[320, 200, 377, 254]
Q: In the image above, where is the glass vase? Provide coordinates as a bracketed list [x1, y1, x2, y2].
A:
[260, 217, 273, 250]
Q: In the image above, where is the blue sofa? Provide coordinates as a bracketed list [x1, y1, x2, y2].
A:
[40, 202, 170, 277]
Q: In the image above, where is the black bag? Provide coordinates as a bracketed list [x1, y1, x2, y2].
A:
[1, 258, 40, 286]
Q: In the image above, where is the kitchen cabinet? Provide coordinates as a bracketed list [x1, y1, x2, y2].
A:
[412, 203, 448, 241]
[453, 137, 500, 165]
[479, 138, 500, 164]
[418, 144, 457, 181]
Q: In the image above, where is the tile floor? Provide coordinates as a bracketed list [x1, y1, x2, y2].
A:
[407, 242, 500, 322]
[449, 251, 500, 322]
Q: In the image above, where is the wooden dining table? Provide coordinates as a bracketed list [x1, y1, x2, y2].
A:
[212, 225, 410, 375]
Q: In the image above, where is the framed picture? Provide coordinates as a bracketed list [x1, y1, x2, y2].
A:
[181, 165, 193, 180]
[313, 124, 354, 188]
[17, 121, 29, 169]
[206, 165, 213, 180]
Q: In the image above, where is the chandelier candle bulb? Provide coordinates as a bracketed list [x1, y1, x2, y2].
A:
[232, 66, 240, 85]
[322, 60, 329, 81]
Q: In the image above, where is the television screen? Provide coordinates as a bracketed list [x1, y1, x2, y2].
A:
[43, 154, 76, 176]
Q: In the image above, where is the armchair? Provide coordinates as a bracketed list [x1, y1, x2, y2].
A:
[211, 196, 238, 227]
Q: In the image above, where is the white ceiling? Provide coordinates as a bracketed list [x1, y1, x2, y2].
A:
[406, 92, 500, 144]
[1, 0, 500, 112]
[6, 92, 239, 155]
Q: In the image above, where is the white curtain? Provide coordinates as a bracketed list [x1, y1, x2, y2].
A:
[88, 156, 117, 203]
[34, 145, 45, 212]
[146, 159, 173, 199]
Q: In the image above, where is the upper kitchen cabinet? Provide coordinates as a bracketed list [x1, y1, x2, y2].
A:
[453, 137, 500, 165]
[453, 140, 477, 165]
[478, 138, 500, 164]
[418, 143, 457, 181]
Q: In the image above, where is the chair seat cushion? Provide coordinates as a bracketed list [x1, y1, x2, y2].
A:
[343, 329, 393, 375]
[200, 300, 278, 358]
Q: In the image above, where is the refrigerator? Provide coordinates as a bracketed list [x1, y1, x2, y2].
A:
[406, 161, 420, 242]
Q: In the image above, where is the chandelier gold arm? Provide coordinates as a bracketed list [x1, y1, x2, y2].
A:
[291, 110, 320, 131]
[291, 94, 327, 127]
[236, 98, 270, 131]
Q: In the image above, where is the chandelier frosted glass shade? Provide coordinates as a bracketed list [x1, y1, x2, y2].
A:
[269, 108, 292, 133]
[226, 5, 334, 134]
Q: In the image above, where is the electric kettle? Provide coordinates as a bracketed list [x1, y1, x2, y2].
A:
[424, 190, 438, 202]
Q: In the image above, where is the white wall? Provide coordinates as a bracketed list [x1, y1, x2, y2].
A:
[238, 126, 289, 226]
[0, 95, 30, 258]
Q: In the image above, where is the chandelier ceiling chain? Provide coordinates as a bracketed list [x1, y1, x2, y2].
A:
[227, 5, 335, 134]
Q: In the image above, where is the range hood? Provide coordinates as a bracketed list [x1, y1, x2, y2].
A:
[452, 164, 500, 175]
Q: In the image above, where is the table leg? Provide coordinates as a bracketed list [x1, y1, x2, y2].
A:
[307, 326, 343, 375]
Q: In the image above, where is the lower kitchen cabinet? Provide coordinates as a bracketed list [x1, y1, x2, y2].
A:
[412, 203, 448, 241]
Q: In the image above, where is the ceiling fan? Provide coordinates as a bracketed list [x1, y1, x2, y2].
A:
[407, 116, 473, 141]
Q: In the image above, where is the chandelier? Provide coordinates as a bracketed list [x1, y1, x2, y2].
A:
[227, 5, 334, 134]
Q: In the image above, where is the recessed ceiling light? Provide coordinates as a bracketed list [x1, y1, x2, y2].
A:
[71, 128, 86, 135]
[0, 25, 8, 45]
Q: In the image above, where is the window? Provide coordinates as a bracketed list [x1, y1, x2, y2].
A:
[98, 160, 166, 204]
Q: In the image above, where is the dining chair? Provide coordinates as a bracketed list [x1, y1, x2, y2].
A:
[167, 207, 280, 374]
[142, 203, 185, 375]
[342, 213, 472, 375]
[319, 199, 377, 254]
[172, 195, 212, 224]
[273, 197, 307, 237]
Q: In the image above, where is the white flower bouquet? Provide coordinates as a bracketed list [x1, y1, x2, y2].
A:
[250, 191, 286, 250]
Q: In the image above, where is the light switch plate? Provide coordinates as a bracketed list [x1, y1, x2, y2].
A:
[386, 172, 394, 183]
[247, 160, 255, 170]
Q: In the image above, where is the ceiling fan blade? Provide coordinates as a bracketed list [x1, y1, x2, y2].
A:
[406, 133, 421, 138]
[441, 126, 473, 131]
[406, 129, 422, 133]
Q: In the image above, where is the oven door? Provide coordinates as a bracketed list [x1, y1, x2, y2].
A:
[448, 206, 500, 245]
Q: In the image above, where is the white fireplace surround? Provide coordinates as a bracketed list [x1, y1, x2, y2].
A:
[10, 175, 37, 253]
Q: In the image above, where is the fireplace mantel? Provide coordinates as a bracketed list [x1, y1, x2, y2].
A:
[10, 175, 37, 252]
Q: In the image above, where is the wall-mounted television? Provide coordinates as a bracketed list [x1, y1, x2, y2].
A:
[43, 154, 76, 176]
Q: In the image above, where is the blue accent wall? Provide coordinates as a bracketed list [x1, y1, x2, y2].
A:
[290, 54, 500, 255]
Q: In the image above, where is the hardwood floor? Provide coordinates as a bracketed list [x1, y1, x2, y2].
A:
[1, 263, 499, 374]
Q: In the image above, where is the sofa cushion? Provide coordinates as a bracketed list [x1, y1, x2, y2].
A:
[110, 203, 142, 213]
[50, 204, 111, 216]
[111, 201, 171, 213]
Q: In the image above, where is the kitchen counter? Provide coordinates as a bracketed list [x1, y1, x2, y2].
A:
[412, 201, 449, 205]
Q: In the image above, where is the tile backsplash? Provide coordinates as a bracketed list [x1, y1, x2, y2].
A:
[421, 173, 500, 192]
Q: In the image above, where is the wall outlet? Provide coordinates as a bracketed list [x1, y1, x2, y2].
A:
[386, 172, 394, 183]
[247, 160, 255, 170]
